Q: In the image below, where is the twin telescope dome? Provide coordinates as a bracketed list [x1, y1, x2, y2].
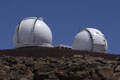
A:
[13, 17, 108, 53]
[13, 17, 52, 48]
[72, 28, 107, 53]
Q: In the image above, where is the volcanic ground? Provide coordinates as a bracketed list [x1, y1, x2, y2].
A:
[0, 47, 120, 80]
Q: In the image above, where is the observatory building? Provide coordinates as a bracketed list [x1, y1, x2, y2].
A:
[13, 17, 52, 48]
[72, 28, 108, 53]
[13, 17, 108, 53]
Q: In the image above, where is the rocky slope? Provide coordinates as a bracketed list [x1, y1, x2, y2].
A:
[0, 54, 120, 80]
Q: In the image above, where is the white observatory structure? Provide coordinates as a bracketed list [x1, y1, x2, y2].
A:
[72, 28, 108, 53]
[13, 17, 52, 48]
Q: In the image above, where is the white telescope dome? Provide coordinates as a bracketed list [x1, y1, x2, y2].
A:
[13, 17, 52, 48]
[72, 28, 108, 53]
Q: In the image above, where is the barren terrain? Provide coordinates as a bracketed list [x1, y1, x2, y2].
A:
[0, 47, 119, 80]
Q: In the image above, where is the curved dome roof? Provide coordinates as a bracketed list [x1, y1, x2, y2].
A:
[72, 28, 108, 53]
[13, 17, 52, 48]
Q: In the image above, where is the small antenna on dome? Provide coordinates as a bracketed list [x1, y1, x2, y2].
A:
[78, 27, 84, 33]
[39, 17, 44, 21]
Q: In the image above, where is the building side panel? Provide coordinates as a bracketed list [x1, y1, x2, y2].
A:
[19, 19, 35, 44]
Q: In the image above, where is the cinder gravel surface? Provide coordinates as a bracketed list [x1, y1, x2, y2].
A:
[0, 55, 120, 80]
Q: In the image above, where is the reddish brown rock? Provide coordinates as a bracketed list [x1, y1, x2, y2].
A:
[0, 47, 119, 80]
